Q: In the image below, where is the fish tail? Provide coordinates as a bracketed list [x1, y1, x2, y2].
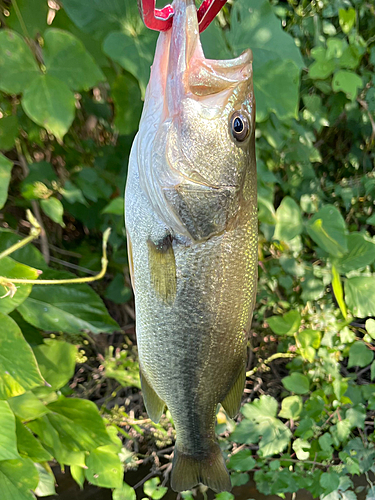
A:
[170, 441, 231, 493]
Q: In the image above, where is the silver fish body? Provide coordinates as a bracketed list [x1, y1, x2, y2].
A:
[125, 0, 257, 491]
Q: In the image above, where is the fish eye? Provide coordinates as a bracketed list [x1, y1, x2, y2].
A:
[230, 111, 250, 143]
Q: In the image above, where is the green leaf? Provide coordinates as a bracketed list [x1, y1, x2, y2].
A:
[102, 197, 124, 216]
[274, 197, 303, 242]
[282, 373, 310, 395]
[34, 463, 56, 497]
[40, 197, 65, 227]
[85, 448, 123, 489]
[279, 395, 303, 420]
[348, 341, 374, 369]
[227, 449, 256, 472]
[104, 274, 132, 305]
[331, 265, 347, 319]
[7, 0, 48, 38]
[33, 339, 77, 390]
[8, 391, 50, 421]
[339, 8, 356, 34]
[345, 277, 375, 318]
[22, 74, 76, 141]
[0, 30, 40, 94]
[44, 29, 105, 91]
[230, 472, 249, 487]
[0, 458, 39, 500]
[0, 312, 44, 399]
[112, 74, 142, 135]
[143, 477, 168, 500]
[332, 233, 375, 274]
[70, 465, 85, 489]
[346, 405, 366, 430]
[371, 361, 375, 381]
[62, 0, 130, 38]
[267, 310, 301, 336]
[241, 396, 291, 457]
[292, 438, 311, 460]
[103, 30, 157, 97]
[332, 70, 362, 101]
[0, 401, 20, 460]
[251, 59, 301, 122]
[366, 319, 375, 340]
[113, 483, 136, 500]
[15, 418, 52, 462]
[0, 256, 39, 315]
[0, 116, 19, 151]
[18, 269, 119, 334]
[47, 396, 113, 451]
[0, 154, 13, 209]
[320, 471, 340, 495]
[306, 205, 347, 256]
[215, 493, 234, 500]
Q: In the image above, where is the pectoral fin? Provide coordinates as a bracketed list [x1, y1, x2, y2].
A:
[147, 235, 177, 305]
[221, 365, 246, 418]
[140, 368, 165, 423]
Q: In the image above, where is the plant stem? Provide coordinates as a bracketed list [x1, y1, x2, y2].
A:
[0, 229, 111, 287]
[246, 352, 295, 378]
[0, 210, 41, 260]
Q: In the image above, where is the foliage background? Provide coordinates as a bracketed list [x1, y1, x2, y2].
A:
[0, 0, 375, 499]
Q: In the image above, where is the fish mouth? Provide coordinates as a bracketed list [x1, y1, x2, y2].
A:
[166, 0, 253, 107]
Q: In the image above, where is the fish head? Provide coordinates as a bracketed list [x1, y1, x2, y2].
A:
[164, 0, 255, 190]
[137, 0, 256, 239]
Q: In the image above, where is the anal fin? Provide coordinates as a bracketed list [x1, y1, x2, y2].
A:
[221, 365, 246, 418]
[140, 368, 165, 423]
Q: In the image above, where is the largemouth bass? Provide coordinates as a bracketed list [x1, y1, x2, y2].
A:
[125, 0, 257, 492]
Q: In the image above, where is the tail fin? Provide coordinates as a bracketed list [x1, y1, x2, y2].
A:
[170, 441, 231, 493]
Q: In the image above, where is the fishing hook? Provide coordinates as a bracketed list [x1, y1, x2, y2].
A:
[137, 0, 227, 33]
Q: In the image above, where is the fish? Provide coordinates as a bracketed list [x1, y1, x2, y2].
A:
[125, 0, 257, 492]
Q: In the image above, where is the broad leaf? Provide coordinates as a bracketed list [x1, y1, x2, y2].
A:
[22, 74, 76, 141]
[0, 458, 39, 500]
[143, 477, 168, 500]
[332, 70, 362, 101]
[282, 373, 310, 395]
[47, 396, 113, 451]
[33, 339, 77, 390]
[9, 391, 50, 421]
[44, 28, 105, 91]
[0, 30, 40, 94]
[15, 418, 52, 462]
[0, 154, 13, 209]
[0, 312, 44, 399]
[7, 0, 48, 38]
[0, 116, 19, 151]
[40, 197, 65, 227]
[0, 256, 39, 315]
[274, 197, 303, 242]
[111, 74, 142, 135]
[103, 30, 157, 96]
[279, 395, 303, 420]
[18, 270, 119, 334]
[306, 205, 347, 256]
[267, 310, 301, 336]
[227, 450, 256, 472]
[85, 448, 123, 489]
[0, 400, 20, 460]
[227, 0, 304, 121]
[34, 463, 56, 497]
[62, 0, 131, 38]
[113, 483, 136, 500]
[348, 342, 374, 369]
[345, 277, 375, 318]
[332, 233, 375, 274]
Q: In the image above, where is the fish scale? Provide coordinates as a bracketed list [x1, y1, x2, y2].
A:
[125, 0, 257, 491]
